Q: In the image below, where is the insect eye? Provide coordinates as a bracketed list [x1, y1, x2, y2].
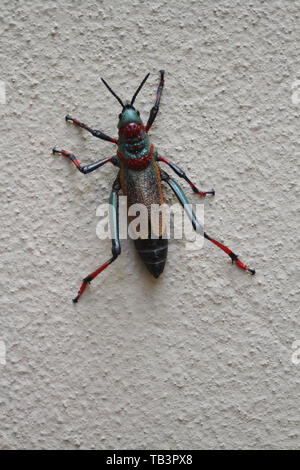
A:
[118, 113, 122, 119]
[136, 110, 140, 116]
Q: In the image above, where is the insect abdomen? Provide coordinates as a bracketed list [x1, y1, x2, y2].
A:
[134, 237, 168, 278]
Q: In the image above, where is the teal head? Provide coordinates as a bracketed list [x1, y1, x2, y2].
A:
[101, 74, 150, 155]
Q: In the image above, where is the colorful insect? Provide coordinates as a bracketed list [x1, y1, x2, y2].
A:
[53, 70, 255, 302]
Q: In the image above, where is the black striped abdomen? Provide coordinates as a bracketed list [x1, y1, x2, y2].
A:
[134, 237, 168, 278]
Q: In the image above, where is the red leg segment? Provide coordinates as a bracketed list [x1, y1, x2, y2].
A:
[73, 257, 114, 303]
[204, 234, 255, 274]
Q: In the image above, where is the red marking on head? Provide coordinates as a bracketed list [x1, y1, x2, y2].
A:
[119, 122, 145, 139]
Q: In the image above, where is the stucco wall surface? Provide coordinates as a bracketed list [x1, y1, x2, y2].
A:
[0, 0, 299, 450]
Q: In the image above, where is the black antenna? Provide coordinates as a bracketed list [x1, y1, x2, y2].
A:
[131, 73, 150, 106]
[101, 77, 124, 108]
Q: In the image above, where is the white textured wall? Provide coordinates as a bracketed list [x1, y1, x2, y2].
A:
[1, 0, 299, 450]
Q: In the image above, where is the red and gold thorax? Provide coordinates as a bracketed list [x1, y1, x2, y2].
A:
[117, 143, 154, 171]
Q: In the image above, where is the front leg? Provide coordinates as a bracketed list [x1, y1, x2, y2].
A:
[52, 148, 117, 174]
[65, 114, 118, 144]
[157, 155, 215, 196]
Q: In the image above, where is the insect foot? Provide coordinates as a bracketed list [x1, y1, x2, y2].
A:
[233, 254, 256, 275]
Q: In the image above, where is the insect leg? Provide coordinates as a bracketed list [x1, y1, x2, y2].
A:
[161, 169, 255, 275]
[157, 156, 215, 196]
[145, 70, 165, 132]
[52, 148, 117, 173]
[65, 114, 118, 144]
[73, 176, 121, 302]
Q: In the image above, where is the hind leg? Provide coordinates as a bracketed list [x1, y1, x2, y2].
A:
[161, 169, 255, 275]
[73, 176, 121, 302]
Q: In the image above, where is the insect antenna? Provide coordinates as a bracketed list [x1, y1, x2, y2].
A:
[131, 73, 150, 106]
[101, 77, 124, 108]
